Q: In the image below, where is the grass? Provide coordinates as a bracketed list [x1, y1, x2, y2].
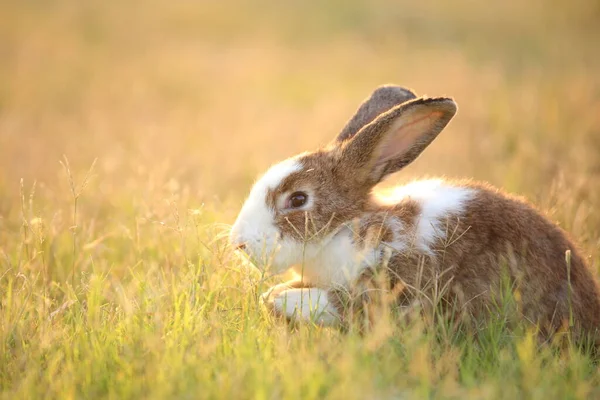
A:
[1, 0, 600, 398]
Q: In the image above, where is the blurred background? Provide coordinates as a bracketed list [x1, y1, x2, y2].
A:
[1, 0, 599, 261]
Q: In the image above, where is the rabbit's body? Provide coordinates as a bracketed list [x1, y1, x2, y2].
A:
[230, 86, 600, 340]
[367, 179, 599, 337]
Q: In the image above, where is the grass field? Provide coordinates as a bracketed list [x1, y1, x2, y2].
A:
[1, 0, 600, 398]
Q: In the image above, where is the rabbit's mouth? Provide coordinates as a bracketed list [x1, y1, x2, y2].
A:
[231, 235, 300, 276]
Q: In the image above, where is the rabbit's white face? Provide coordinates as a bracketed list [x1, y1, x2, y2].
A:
[229, 149, 368, 275]
[230, 157, 309, 274]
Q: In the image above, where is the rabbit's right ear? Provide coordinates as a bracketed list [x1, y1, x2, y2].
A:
[335, 85, 417, 143]
[337, 97, 457, 186]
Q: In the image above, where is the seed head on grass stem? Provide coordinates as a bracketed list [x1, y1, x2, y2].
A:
[59, 155, 97, 289]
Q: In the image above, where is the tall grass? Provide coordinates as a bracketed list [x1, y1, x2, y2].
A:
[1, 0, 599, 398]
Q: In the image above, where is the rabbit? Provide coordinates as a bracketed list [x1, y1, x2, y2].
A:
[229, 85, 600, 342]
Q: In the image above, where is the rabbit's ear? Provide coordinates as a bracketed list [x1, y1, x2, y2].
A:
[336, 86, 417, 142]
[339, 97, 457, 185]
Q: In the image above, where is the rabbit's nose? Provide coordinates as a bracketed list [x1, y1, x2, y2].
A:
[229, 225, 244, 249]
[235, 242, 247, 251]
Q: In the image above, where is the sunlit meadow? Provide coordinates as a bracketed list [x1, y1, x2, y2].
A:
[1, 0, 600, 398]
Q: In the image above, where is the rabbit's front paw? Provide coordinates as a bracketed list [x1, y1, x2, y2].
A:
[261, 281, 302, 307]
[270, 288, 341, 327]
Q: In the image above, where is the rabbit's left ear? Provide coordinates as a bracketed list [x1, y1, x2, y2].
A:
[339, 97, 457, 185]
[336, 85, 417, 143]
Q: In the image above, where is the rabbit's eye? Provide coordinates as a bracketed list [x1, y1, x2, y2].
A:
[287, 192, 308, 209]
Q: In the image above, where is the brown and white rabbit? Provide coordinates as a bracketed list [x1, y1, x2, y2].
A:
[229, 85, 600, 340]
